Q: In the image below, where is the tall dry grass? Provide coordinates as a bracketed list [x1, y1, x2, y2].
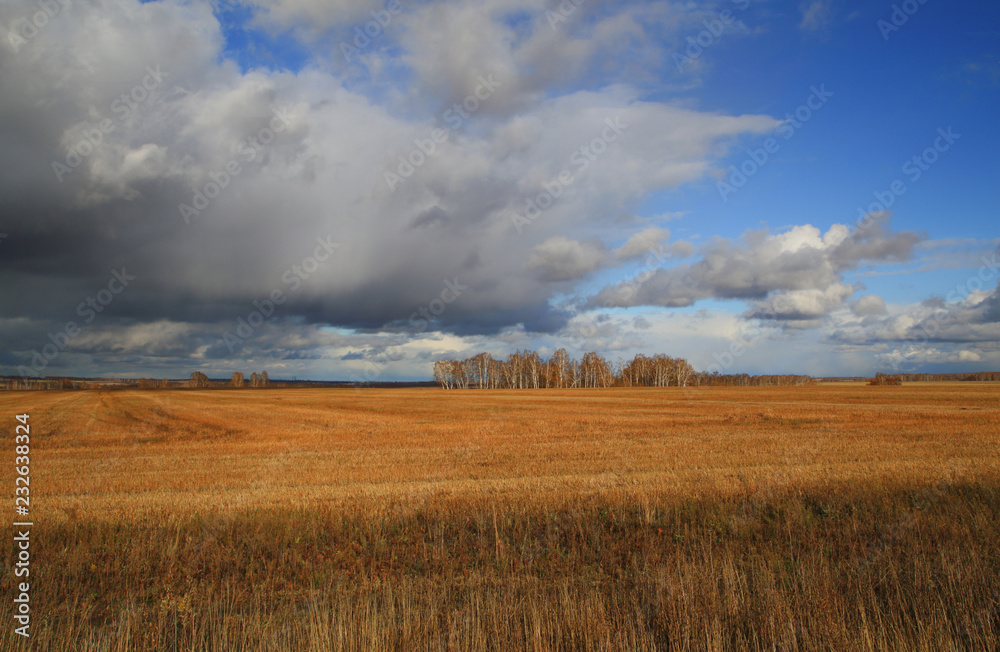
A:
[1, 384, 999, 650]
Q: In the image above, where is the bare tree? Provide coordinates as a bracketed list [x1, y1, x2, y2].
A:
[580, 352, 612, 388]
[525, 350, 542, 389]
[487, 356, 504, 389]
[471, 353, 492, 389]
[506, 351, 524, 389]
[433, 361, 452, 389]
[547, 348, 570, 388]
[431, 348, 820, 390]
[673, 358, 694, 387]
[230, 372, 245, 388]
[869, 372, 902, 386]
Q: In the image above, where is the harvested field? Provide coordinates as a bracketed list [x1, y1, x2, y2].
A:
[2, 383, 999, 650]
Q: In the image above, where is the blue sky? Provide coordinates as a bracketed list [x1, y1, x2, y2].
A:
[0, 0, 998, 380]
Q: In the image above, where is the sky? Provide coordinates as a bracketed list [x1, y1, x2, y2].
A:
[0, 0, 998, 381]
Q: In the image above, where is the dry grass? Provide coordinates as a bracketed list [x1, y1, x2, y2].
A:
[1, 383, 999, 650]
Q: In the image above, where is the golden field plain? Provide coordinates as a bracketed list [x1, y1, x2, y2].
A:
[1, 383, 999, 650]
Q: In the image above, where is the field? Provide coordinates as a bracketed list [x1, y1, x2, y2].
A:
[1, 383, 999, 650]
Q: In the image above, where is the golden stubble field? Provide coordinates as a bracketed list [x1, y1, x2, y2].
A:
[1, 383, 999, 651]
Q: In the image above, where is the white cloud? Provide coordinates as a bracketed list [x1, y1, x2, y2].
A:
[874, 345, 994, 369]
[0, 0, 790, 369]
[614, 227, 672, 261]
[799, 0, 832, 31]
[851, 294, 887, 316]
[3, 0, 978, 381]
[590, 215, 921, 317]
[747, 284, 856, 322]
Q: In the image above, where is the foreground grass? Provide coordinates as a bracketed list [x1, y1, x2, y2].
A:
[1, 384, 999, 650]
[6, 482, 1000, 650]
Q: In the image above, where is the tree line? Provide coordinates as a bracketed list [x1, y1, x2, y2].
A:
[888, 372, 1000, 382]
[868, 372, 903, 386]
[2, 366, 997, 392]
[433, 350, 814, 389]
[190, 371, 270, 388]
[0, 372, 275, 391]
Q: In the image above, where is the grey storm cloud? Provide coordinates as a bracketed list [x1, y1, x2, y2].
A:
[0, 0, 782, 377]
[524, 229, 691, 283]
[525, 237, 608, 282]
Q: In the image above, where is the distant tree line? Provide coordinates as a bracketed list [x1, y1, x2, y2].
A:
[2, 366, 997, 392]
[0, 373, 275, 391]
[888, 372, 1000, 382]
[0, 377, 160, 390]
[136, 378, 171, 388]
[0, 378, 76, 390]
[865, 371, 1000, 385]
[190, 371, 269, 388]
[433, 350, 814, 389]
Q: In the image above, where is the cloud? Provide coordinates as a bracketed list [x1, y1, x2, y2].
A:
[243, 0, 387, 34]
[589, 215, 922, 316]
[831, 283, 1000, 348]
[614, 227, 672, 261]
[851, 294, 887, 316]
[8, 0, 964, 381]
[799, 0, 832, 31]
[525, 236, 607, 282]
[829, 251, 1000, 372]
[0, 0, 782, 366]
[874, 345, 994, 371]
[746, 284, 856, 323]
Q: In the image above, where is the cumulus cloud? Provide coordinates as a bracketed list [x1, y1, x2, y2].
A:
[5, 0, 973, 381]
[874, 345, 993, 371]
[746, 284, 856, 323]
[0, 0, 792, 378]
[614, 227, 672, 261]
[525, 237, 607, 282]
[832, 283, 1000, 348]
[851, 294, 887, 316]
[589, 215, 922, 316]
